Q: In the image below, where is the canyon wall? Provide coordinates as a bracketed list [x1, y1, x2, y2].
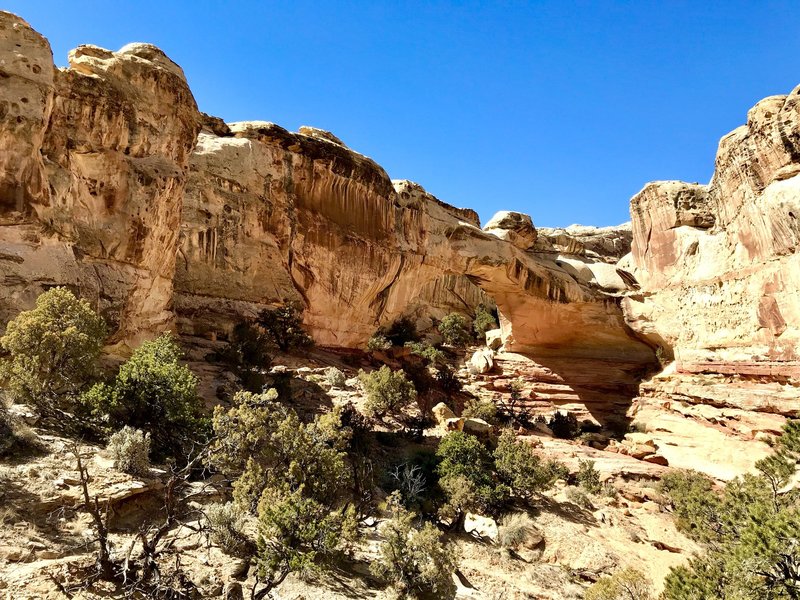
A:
[619, 89, 800, 479]
[177, 121, 648, 359]
[0, 12, 653, 364]
[623, 89, 800, 378]
[0, 12, 199, 347]
[6, 10, 800, 478]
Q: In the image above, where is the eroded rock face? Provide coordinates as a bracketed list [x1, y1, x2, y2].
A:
[178, 125, 653, 362]
[622, 86, 800, 473]
[624, 86, 800, 374]
[0, 13, 200, 346]
[0, 12, 653, 368]
[536, 223, 633, 263]
[0, 12, 54, 222]
[484, 210, 537, 250]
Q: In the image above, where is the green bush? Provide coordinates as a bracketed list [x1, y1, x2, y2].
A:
[107, 426, 151, 477]
[438, 313, 472, 348]
[577, 459, 602, 494]
[357, 366, 417, 419]
[206, 501, 250, 557]
[494, 429, 564, 498]
[405, 341, 445, 364]
[371, 501, 458, 598]
[383, 317, 419, 346]
[657, 469, 720, 542]
[324, 366, 346, 388]
[211, 389, 356, 591]
[434, 365, 462, 396]
[499, 380, 532, 427]
[210, 389, 352, 512]
[473, 304, 497, 339]
[83, 333, 204, 460]
[661, 420, 800, 599]
[586, 567, 653, 600]
[462, 397, 497, 423]
[256, 303, 313, 353]
[548, 411, 580, 439]
[1, 287, 106, 414]
[257, 487, 356, 586]
[366, 333, 392, 352]
[436, 431, 504, 522]
[220, 321, 273, 370]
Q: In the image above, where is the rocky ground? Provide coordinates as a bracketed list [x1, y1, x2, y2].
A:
[0, 338, 706, 600]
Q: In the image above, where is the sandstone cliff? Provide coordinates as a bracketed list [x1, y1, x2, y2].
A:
[622, 89, 800, 379]
[618, 88, 800, 479]
[0, 11, 653, 367]
[0, 12, 199, 347]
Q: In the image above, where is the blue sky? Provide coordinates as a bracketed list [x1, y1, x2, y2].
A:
[8, 1, 800, 227]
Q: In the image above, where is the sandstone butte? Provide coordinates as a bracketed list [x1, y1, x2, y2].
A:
[1, 10, 799, 480]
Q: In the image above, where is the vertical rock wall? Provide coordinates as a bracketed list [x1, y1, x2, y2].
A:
[0, 13, 199, 347]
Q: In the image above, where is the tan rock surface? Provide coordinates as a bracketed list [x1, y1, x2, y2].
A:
[0, 13, 199, 347]
[176, 125, 653, 363]
[0, 13, 654, 371]
[624, 86, 800, 375]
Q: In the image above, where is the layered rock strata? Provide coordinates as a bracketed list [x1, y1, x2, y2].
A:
[619, 88, 800, 479]
[623, 90, 800, 372]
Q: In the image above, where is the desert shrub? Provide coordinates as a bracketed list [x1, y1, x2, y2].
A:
[357, 366, 417, 419]
[438, 313, 472, 348]
[0, 287, 106, 414]
[107, 426, 151, 477]
[548, 411, 580, 439]
[256, 303, 313, 353]
[661, 420, 800, 599]
[498, 380, 533, 427]
[401, 361, 436, 399]
[405, 341, 445, 364]
[577, 459, 602, 494]
[473, 303, 497, 338]
[399, 413, 432, 442]
[436, 431, 505, 522]
[366, 333, 392, 352]
[220, 320, 273, 370]
[389, 462, 427, 509]
[371, 501, 458, 598]
[206, 501, 250, 557]
[657, 469, 721, 542]
[324, 366, 346, 388]
[338, 402, 371, 455]
[210, 389, 352, 512]
[83, 334, 205, 460]
[586, 567, 653, 600]
[498, 512, 537, 550]
[462, 397, 497, 423]
[0, 407, 40, 457]
[565, 487, 593, 509]
[602, 482, 619, 499]
[434, 365, 462, 396]
[383, 316, 419, 346]
[211, 389, 356, 592]
[256, 487, 357, 588]
[494, 429, 564, 498]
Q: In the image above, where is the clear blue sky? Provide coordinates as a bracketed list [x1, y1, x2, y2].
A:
[8, 1, 800, 227]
